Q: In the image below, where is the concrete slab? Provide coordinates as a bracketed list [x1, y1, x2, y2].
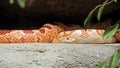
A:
[0, 43, 119, 68]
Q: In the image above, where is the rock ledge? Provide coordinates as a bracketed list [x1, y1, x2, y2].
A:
[0, 43, 119, 68]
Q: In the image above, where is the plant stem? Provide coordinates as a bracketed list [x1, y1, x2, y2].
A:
[91, 0, 114, 13]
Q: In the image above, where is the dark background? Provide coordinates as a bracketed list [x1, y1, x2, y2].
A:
[0, 0, 120, 29]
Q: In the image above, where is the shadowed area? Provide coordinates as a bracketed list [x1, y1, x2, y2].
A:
[0, 0, 120, 29]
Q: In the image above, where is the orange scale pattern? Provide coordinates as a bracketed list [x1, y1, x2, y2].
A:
[0, 23, 64, 43]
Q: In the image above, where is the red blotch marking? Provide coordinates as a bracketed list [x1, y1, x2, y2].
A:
[39, 29, 45, 33]
[23, 30, 34, 34]
[43, 25, 53, 29]
[0, 30, 12, 35]
[80, 30, 89, 38]
[37, 36, 42, 42]
[96, 30, 104, 36]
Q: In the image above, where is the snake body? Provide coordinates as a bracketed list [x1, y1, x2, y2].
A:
[52, 29, 116, 44]
[0, 23, 119, 43]
[0, 24, 64, 43]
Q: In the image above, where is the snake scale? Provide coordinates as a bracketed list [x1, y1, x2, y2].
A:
[0, 22, 119, 43]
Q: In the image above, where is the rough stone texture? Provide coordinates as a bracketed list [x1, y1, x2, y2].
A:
[0, 43, 119, 68]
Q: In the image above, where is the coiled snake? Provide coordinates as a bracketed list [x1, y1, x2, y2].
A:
[0, 22, 119, 43]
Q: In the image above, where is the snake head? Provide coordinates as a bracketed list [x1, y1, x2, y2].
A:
[52, 37, 79, 44]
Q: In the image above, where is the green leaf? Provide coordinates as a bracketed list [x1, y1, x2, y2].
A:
[103, 24, 119, 39]
[109, 50, 120, 68]
[9, 0, 14, 4]
[114, 0, 117, 3]
[84, 10, 94, 30]
[97, 6, 104, 21]
[96, 61, 107, 68]
[17, 0, 26, 8]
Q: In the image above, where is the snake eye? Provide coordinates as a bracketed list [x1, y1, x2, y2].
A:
[66, 37, 69, 40]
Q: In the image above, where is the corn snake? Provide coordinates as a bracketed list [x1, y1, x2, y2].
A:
[0, 22, 119, 43]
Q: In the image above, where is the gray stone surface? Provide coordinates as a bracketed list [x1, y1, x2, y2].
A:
[0, 43, 119, 68]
